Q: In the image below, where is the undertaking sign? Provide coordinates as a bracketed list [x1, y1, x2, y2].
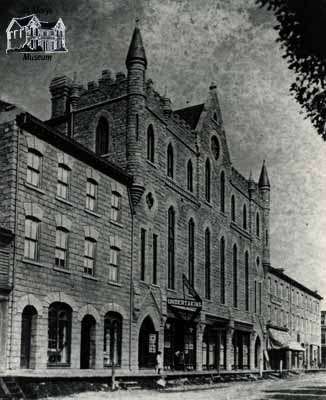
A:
[167, 298, 202, 308]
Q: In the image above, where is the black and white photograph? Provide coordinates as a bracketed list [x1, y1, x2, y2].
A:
[0, 0, 325, 399]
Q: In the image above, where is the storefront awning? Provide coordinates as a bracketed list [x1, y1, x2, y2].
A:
[268, 328, 305, 352]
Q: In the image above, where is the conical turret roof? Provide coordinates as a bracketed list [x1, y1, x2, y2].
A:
[258, 160, 270, 188]
[126, 24, 147, 68]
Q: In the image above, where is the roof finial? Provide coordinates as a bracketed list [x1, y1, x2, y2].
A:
[135, 17, 140, 27]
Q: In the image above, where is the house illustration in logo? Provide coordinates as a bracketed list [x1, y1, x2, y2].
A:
[6, 14, 67, 53]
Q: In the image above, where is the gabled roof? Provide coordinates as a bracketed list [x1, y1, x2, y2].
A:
[174, 103, 204, 130]
[0, 100, 16, 112]
[14, 14, 36, 26]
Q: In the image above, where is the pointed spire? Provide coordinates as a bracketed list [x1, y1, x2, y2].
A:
[258, 160, 270, 189]
[126, 20, 147, 68]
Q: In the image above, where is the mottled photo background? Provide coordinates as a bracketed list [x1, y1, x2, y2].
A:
[1, 0, 325, 305]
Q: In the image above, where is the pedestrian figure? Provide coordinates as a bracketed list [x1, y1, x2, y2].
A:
[156, 351, 163, 375]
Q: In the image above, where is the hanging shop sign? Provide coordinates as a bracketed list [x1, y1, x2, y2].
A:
[167, 298, 202, 309]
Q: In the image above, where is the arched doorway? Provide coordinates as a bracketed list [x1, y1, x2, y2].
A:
[104, 312, 122, 368]
[20, 305, 37, 369]
[255, 336, 261, 369]
[80, 315, 96, 369]
[138, 316, 158, 369]
[48, 302, 72, 366]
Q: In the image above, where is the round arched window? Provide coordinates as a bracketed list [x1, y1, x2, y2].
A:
[211, 136, 220, 160]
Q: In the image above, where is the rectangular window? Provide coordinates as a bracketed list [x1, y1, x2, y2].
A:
[111, 192, 122, 222]
[268, 277, 271, 293]
[109, 247, 119, 282]
[27, 150, 42, 187]
[259, 282, 262, 314]
[84, 238, 96, 275]
[86, 179, 97, 211]
[57, 164, 70, 199]
[140, 229, 146, 281]
[24, 218, 39, 260]
[322, 333, 326, 345]
[152, 234, 157, 285]
[268, 305, 271, 321]
[55, 229, 68, 269]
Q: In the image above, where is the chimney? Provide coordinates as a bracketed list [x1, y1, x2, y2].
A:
[49, 76, 71, 118]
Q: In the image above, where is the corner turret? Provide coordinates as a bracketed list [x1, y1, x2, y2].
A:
[258, 160, 270, 190]
[125, 21, 147, 209]
[258, 160, 271, 267]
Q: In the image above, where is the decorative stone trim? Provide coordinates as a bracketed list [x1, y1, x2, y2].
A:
[16, 293, 43, 316]
[25, 133, 45, 155]
[86, 167, 101, 183]
[100, 302, 128, 319]
[77, 304, 101, 323]
[55, 214, 72, 231]
[43, 291, 78, 311]
[84, 226, 99, 241]
[57, 152, 74, 169]
[24, 203, 44, 220]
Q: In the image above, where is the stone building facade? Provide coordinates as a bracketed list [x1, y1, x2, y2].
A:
[266, 266, 322, 370]
[0, 25, 322, 372]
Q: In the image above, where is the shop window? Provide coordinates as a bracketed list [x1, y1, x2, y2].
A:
[187, 159, 193, 192]
[188, 219, 195, 286]
[168, 207, 175, 289]
[48, 302, 72, 366]
[147, 125, 155, 163]
[27, 149, 42, 188]
[111, 191, 122, 222]
[84, 237, 96, 276]
[104, 312, 122, 367]
[95, 117, 110, 155]
[24, 217, 39, 260]
[55, 228, 68, 269]
[57, 164, 70, 200]
[86, 178, 97, 212]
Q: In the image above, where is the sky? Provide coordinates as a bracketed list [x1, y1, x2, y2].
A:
[1, 0, 326, 305]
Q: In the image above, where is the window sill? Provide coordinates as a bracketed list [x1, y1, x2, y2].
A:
[22, 258, 48, 268]
[108, 280, 122, 287]
[167, 288, 177, 293]
[110, 220, 123, 229]
[151, 283, 160, 289]
[53, 266, 71, 274]
[56, 196, 73, 207]
[47, 363, 71, 368]
[84, 209, 101, 218]
[24, 182, 45, 195]
[82, 274, 98, 281]
[146, 160, 157, 169]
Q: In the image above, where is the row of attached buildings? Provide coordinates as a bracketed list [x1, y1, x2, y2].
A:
[0, 25, 322, 373]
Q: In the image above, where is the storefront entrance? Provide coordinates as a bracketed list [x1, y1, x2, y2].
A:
[20, 306, 37, 369]
[232, 330, 251, 370]
[138, 316, 158, 369]
[80, 315, 96, 369]
[164, 318, 196, 370]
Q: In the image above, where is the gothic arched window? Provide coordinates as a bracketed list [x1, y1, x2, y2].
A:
[147, 125, 155, 163]
[205, 159, 211, 202]
[187, 159, 193, 192]
[96, 117, 110, 155]
[167, 144, 174, 178]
